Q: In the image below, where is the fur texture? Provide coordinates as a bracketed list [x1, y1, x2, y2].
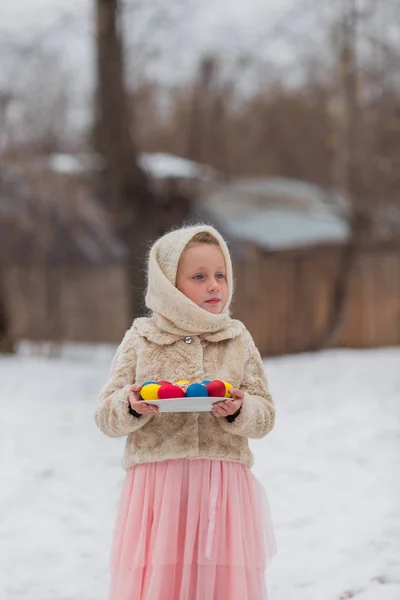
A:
[94, 318, 275, 469]
[94, 225, 275, 469]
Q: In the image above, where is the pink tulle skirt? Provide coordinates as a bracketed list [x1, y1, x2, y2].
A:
[109, 459, 276, 600]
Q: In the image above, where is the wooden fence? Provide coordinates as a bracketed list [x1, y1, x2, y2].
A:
[2, 243, 399, 356]
[4, 264, 130, 344]
[232, 242, 400, 357]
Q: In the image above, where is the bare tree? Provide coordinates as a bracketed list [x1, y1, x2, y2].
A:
[94, 0, 162, 317]
[0, 44, 72, 157]
[0, 266, 13, 353]
[312, 0, 400, 347]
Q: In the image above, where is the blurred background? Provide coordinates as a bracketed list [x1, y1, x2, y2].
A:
[1, 0, 399, 356]
[1, 2, 399, 600]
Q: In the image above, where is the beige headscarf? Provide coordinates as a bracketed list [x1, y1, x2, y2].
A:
[145, 224, 242, 338]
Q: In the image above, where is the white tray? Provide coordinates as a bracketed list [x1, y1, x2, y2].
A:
[142, 397, 227, 412]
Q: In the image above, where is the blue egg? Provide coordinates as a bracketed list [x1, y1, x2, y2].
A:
[142, 381, 157, 387]
[186, 383, 208, 397]
[202, 380, 211, 385]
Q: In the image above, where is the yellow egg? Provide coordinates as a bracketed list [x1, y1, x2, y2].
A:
[175, 380, 190, 387]
[222, 381, 233, 397]
[140, 383, 161, 401]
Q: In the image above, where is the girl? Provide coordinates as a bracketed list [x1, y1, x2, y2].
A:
[95, 224, 276, 600]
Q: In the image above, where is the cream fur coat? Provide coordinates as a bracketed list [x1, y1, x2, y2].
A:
[94, 225, 275, 469]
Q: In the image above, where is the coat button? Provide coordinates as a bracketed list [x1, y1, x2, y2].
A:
[184, 336, 193, 344]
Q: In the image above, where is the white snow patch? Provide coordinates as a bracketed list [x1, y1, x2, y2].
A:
[45, 151, 216, 182]
[139, 152, 217, 181]
[226, 208, 349, 249]
[0, 346, 399, 599]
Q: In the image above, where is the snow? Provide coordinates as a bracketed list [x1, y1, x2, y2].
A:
[225, 208, 349, 250]
[138, 153, 217, 181]
[1, 346, 399, 600]
[46, 152, 216, 182]
[47, 154, 87, 175]
[200, 177, 350, 250]
[231, 177, 349, 214]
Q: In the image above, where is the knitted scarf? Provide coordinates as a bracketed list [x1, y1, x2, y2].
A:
[145, 225, 243, 339]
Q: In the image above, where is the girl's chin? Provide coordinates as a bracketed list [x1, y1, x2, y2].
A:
[203, 303, 223, 314]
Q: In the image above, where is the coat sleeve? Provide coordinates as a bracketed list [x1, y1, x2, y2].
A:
[94, 328, 153, 438]
[217, 332, 275, 439]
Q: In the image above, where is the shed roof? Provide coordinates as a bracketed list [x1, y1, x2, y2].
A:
[221, 207, 349, 250]
[46, 152, 218, 183]
[0, 166, 126, 265]
[198, 177, 350, 251]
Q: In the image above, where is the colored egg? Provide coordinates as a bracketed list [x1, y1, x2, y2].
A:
[202, 380, 211, 385]
[158, 380, 171, 386]
[142, 381, 158, 387]
[175, 380, 190, 387]
[222, 381, 233, 397]
[167, 385, 186, 398]
[205, 380, 226, 397]
[157, 384, 183, 399]
[140, 383, 161, 401]
[186, 383, 208, 397]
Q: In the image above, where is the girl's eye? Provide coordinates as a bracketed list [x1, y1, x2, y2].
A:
[216, 273, 225, 279]
[193, 274, 204, 280]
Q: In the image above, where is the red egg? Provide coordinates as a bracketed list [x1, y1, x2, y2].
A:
[205, 380, 226, 397]
[157, 384, 185, 399]
[158, 380, 171, 386]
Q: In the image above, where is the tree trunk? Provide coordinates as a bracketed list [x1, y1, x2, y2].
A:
[0, 268, 13, 353]
[187, 56, 217, 163]
[318, 238, 356, 349]
[320, 0, 362, 349]
[94, 0, 159, 318]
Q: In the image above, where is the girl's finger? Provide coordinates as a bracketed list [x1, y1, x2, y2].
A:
[221, 401, 233, 413]
[142, 408, 157, 415]
[213, 405, 228, 417]
[131, 401, 158, 414]
[213, 411, 224, 418]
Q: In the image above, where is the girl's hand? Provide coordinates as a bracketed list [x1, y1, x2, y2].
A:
[212, 389, 244, 418]
[129, 384, 159, 416]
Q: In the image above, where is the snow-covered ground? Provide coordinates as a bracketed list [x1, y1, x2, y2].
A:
[1, 346, 399, 600]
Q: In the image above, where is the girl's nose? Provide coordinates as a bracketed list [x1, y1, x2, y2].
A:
[208, 278, 220, 292]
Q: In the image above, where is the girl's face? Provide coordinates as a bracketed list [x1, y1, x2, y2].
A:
[176, 243, 228, 314]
